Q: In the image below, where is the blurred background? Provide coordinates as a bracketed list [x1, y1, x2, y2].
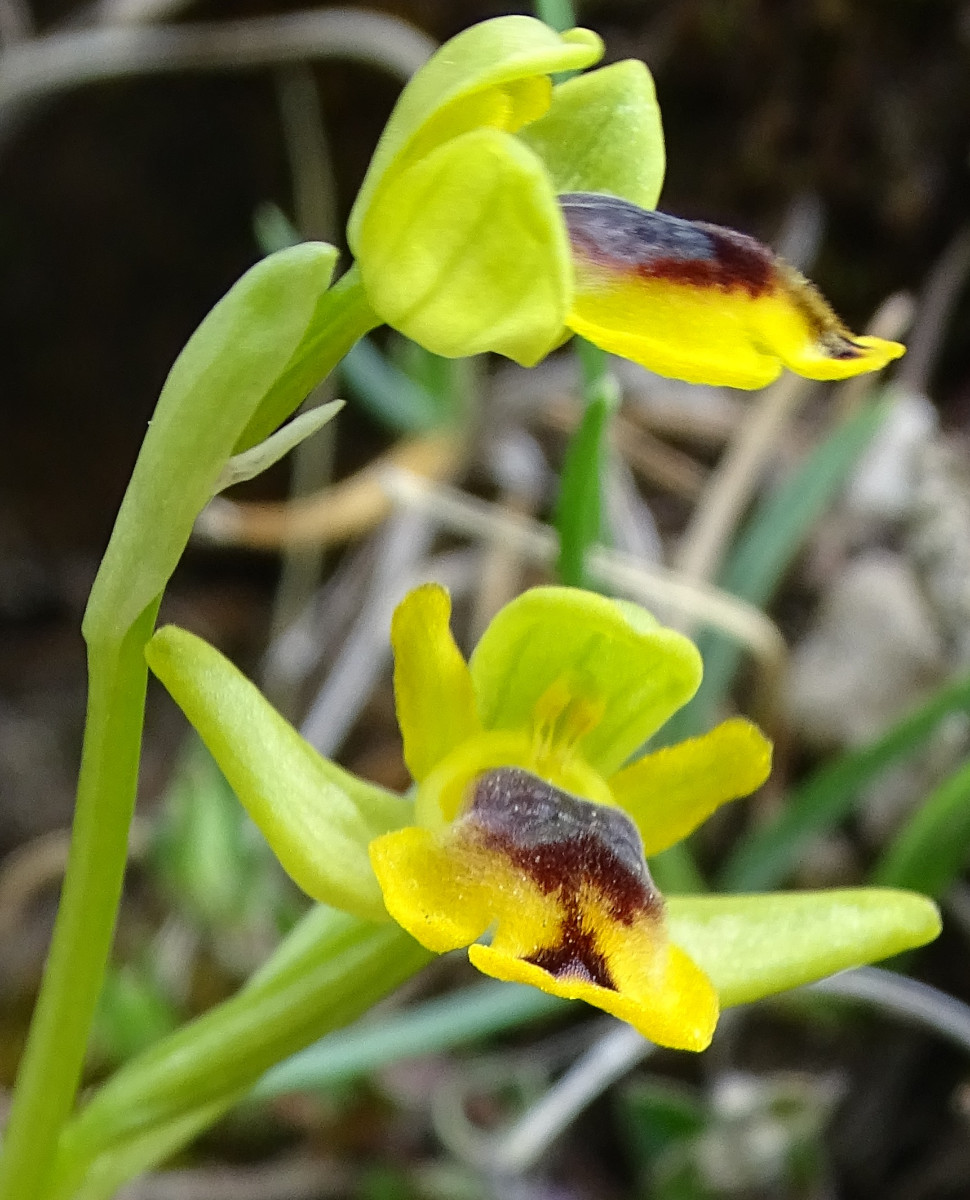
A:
[2, 2, 970, 1198]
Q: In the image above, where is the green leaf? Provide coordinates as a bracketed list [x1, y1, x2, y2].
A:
[519, 60, 665, 207]
[232, 263, 379, 452]
[48, 1100, 232, 1200]
[668, 889, 941, 1008]
[355, 128, 570, 365]
[146, 626, 412, 920]
[83, 243, 338, 644]
[253, 980, 561, 1097]
[872, 755, 970, 897]
[52, 910, 431, 1196]
[722, 670, 970, 891]
[348, 15, 602, 246]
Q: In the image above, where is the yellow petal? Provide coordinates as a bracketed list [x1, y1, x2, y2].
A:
[371, 766, 718, 1051]
[405, 75, 552, 172]
[767, 261, 904, 381]
[563, 194, 905, 390]
[610, 719, 773, 857]
[391, 584, 481, 782]
[356, 128, 570, 365]
[348, 16, 602, 248]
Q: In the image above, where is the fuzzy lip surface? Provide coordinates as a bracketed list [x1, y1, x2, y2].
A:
[468, 766, 660, 921]
[467, 766, 664, 991]
[558, 191, 906, 388]
[560, 192, 776, 297]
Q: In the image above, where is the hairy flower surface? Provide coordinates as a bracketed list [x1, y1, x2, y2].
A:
[562, 195, 905, 388]
[347, 15, 904, 388]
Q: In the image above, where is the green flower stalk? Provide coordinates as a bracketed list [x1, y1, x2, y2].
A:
[0, 244, 347, 1200]
[147, 586, 940, 1054]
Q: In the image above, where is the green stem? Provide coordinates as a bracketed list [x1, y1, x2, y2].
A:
[234, 264, 378, 452]
[534, 0, 577, 34]
[554, 339, 619, 588]
[0, 604, 159, 1200]
[254, 980, 564, 1098]
[48, 910, 432, 1199]
[0, 256, 380, 1200]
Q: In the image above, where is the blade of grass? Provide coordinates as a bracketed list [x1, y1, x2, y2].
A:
[649, 842, 707, 895]
[339, 336, 451, 435]
[534, 0, 577, 33]
[722, 672, 970, 891]
[871, 754, 970, 896]
[253, 981, 563, 1098]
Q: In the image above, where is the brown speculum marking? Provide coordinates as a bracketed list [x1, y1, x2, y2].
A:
[467, 767, 663, 991]
[560, 193, 775, 299]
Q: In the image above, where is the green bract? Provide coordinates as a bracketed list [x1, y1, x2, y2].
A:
[85, 242, 339, 642]
[347, 15, 665, 364]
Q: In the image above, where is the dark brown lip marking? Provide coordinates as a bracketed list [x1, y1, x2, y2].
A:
[528, 927, 615, 989]
[467, 767, 664, 992]
[560, 192, 776, 299]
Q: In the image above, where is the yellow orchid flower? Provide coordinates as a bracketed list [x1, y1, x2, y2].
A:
[340, 15, 903, 389]
[370, 584, 771, 1051]
[146, 585, 939, 1057]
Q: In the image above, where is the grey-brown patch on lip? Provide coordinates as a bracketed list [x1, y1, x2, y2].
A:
[560, 192, 775, 299]
[466, 766, 664, 992]
[468, 766, 660, 921]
